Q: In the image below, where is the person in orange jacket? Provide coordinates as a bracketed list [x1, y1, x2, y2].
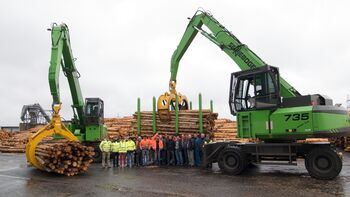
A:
[140, 136, 149, 166]
[149, 133, 165, 165]
[147, 136, 154, 165]
[150, 133, 160, 164]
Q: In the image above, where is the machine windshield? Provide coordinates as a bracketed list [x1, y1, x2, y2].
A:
[86, 102, 99, 117]
[232, 71, 279, 112]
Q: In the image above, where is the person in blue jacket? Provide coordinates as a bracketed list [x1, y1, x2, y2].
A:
[194, 133, 205, 167]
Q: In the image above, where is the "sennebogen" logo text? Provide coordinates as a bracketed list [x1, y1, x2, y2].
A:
[228, 43, 257, 69]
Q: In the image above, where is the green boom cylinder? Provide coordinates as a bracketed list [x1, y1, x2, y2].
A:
[152, 96, 156, 133]
[137, 97, 141, 135]
[199, 93, 203, 133]
[175, 95, 179, 135]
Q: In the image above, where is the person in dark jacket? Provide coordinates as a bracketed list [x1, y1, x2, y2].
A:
[135, 136, 142, 166]
[162, 135, 168, 165]
[175, 136, 183, 165]
[167, 136, 175, 165]
[204, 134, 213, 169]
[154, 135, 163, 165]
[186, 134, 195, 167]
[194, 134, 204, 167]
[181, 134, 188, 166]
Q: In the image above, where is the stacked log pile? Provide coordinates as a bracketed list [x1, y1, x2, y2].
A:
[298, 138, 329, 143]
[0, 129, 12, 141]
[35, 140, 94, 176]
[105, 117, 134, 139]
[211, 119, 331, 144]
[330, 137, 344, 148]
[331, 137, 350, 152]
[212, 119, 237, 142]
[0, 126, 42, 153]
[328, 137, 350, 152]
[132, 110, 218, 136]
[345, 137, 350, 152]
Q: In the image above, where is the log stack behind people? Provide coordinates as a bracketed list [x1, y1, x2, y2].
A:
[132, 110, 218, 136]
[212, 119, 237, 142]
[105, 117, 134, 139]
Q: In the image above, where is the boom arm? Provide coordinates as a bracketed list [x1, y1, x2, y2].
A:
[48, 23, 85, 126]
[170, 10, 300, 98]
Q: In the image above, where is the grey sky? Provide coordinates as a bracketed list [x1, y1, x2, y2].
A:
[0, 0, 349, 125]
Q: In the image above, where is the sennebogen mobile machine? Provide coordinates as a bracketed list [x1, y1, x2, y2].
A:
[157, 10, 350, 179]
[26, 23, 107, 170]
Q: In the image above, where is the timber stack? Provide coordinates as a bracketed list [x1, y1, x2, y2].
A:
[132, 110, 218, 136]
[212, 119, 237, 142]
[105, 117, 134, 139]
[329, 137, 350, 152]
[0, 129, 12, 141]
[344, 111, 350, 152]
[298, 138, 329, 143]
[345, 137, 350, 152]
[0, 126, 42, 153]
[211, 119, 251, 143]
[35, 140, 94, 176]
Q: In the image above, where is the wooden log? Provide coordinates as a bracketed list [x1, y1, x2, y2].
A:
[34, 140, 94, 176]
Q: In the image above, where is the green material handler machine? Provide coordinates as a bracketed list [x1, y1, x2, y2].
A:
[158, 10, 350, 179]
[48, 23, 106, 162]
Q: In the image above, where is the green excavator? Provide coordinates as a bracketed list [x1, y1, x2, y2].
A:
[158, 10, 350, 179]
[26, 24, 107, 170]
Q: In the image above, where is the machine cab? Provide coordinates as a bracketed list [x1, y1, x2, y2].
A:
[85, 98, 104, 125]
[229, 66, 281, 115]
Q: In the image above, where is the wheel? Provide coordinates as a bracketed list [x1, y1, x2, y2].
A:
[84, 142, 102, 163]
[218, 146, 247, 175]
[92, 148, 102, 163]
[305, 147, 342, 180]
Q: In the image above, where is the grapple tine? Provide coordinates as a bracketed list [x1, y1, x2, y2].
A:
[157, 94, 171, 121]
[157, 91, 189, 121]
[26, 104, 79, 170]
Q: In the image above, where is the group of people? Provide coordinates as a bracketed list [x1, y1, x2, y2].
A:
[99, 136, 136, 168]
[99, 133, 212, 168]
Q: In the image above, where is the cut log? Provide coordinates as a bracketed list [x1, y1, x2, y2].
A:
[0, 126, 43, 153]
[131, 110, 218, 137]
[34, 140, 94, 176]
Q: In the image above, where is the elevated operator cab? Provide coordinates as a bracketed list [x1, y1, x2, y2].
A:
[229, 65, 350, 140]
[85, 98, 104, 125]
[229, 65, 281, 114]
[82, 98, 107, 144]
[65, 98, 107, 148]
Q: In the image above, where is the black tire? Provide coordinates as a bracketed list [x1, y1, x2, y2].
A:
[305, 147, 342, 180]
[84, 142, 102, 163]
[92, 148, 102, 163]
[218, 146, 247, 175]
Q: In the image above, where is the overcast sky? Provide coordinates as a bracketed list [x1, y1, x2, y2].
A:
[0, 0, 349, 126]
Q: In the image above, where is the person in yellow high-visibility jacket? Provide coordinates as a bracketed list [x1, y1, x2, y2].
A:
[99, 138, 112, 168]
[126, 137, 136, 168]
[111, 138, 120, 168]
[119, 137, 128, 167]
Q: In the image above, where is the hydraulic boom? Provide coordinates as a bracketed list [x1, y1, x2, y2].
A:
[163, 10, 350, 179]
[26, 24, 107, 168]
[48, 23, 85, 126]
[158, 10, 300, 120]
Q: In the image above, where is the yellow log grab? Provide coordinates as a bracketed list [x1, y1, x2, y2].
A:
[25, 104, 78, 170]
